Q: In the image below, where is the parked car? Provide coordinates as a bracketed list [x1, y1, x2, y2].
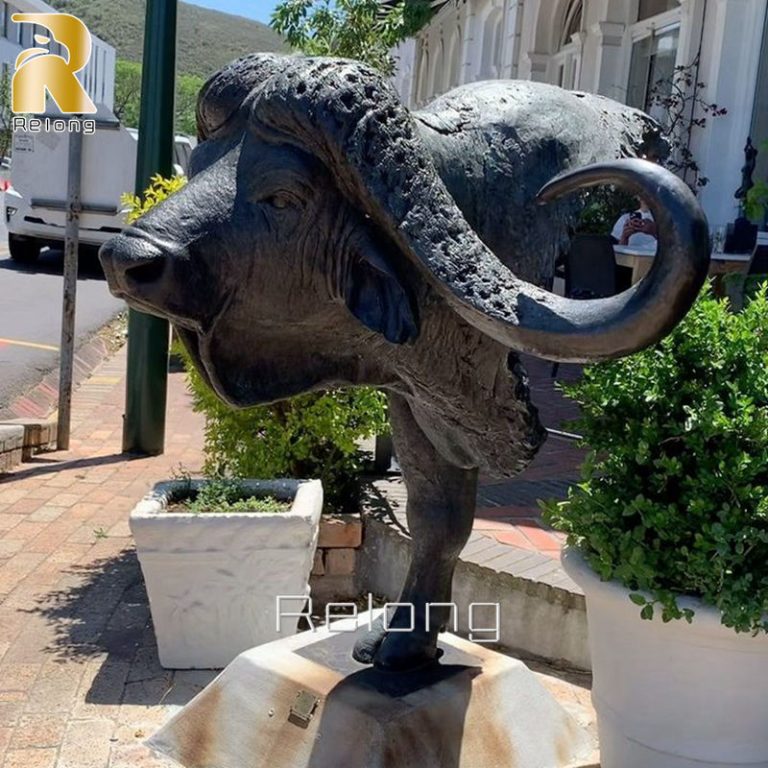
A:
[4, 120, 194, 263]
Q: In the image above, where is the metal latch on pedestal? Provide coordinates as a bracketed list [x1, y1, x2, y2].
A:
[289, 690, 319, 728]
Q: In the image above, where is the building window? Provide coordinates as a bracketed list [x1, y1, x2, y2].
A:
[416, 42, 430, 105]
[93, 48, 99, 99]
[448, 28, 462, 88]
[9, 6, 23, 45]
[559, 0, 582, 50]
[480, 8, 503, 77]
[0, 4, 6, 40]
[751, 5, 768, 188]
[553, 0, 582, 89]
[626, 24, 680, 121]
[20, 18, 31, 48]
[101, 53, 106, 102]
[430, 39, 445, 96]
[638, 0, 679, 22]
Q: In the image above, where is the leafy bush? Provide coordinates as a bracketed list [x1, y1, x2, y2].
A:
[124, 175, 390, 514]
[574, 186, 637, 235]
[121, 174, 187, 223]
[543, 288, 768, 634]
[746, 179, 768, 226]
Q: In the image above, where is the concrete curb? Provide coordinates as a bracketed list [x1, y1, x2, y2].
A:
[0, 424, 24, 472]
[357, 514, 591, 672]
[0, 313, 126, 472]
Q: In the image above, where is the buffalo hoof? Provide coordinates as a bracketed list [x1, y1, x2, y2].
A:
[352, 616, 387, 664]
[351, 616, 443, 672]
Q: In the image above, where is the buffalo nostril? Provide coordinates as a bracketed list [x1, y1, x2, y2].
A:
[125, 255, 167, 285]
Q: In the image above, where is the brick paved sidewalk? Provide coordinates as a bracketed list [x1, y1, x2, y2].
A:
[0, 345, 588, 767]
[0, 347, 209, 768]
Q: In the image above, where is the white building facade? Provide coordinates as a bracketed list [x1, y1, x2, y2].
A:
[393, 0, 768, 229]
[0, 0, 116, 112]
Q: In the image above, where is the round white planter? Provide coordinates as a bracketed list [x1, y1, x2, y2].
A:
[130, 479, 323, 669]
[562, 547, 768, 768]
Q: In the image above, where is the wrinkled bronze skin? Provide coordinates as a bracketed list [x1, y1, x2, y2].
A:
[100, 54, 709, 671]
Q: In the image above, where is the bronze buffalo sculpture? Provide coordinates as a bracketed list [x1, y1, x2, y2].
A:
[100, 54, 709, 671]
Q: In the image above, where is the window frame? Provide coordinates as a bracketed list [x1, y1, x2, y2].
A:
[625, 6, 682, 116]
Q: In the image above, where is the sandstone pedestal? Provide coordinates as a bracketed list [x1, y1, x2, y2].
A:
[149, 611, 595, 768]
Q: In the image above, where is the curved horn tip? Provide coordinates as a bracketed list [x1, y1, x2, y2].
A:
[535, 157, 662, 205]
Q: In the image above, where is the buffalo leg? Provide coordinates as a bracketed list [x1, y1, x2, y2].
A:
[353, 394, 477, 670]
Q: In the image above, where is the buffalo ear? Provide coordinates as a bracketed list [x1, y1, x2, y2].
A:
[344, 234, 419, 344]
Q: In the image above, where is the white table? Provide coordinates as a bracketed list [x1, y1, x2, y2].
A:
[614, 244, 752, 285]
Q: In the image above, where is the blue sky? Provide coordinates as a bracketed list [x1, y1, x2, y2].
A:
[186, 0, 281, 25]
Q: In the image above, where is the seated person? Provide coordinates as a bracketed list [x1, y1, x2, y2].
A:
[612, 199, 657, 248]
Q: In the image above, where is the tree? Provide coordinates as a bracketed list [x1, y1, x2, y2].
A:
[0, 70, 12, 160]
[270, 0, 432, 75]
[113, 58, 205, 137]
[175, 72, 205, 136]
[113, 59, 142, 127]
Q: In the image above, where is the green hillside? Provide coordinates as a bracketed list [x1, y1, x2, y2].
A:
[49, 0, 288, 78]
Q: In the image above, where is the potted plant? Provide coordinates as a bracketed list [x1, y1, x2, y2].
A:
[131, 475, 323, 668]
[746, 178, 768, 231]
[544, 288, 768, 768]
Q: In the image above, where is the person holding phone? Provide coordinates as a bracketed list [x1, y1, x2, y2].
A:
[611, 198, 657, 248]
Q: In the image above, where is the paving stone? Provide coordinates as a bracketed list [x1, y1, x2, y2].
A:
[0, 664, 41, 693]
[0, 692, 27, 727]
[108, 743, 179, 768]
[9, 712, 68, 749]
[4, 747, 57, 768]
[58, 718, 115, 768]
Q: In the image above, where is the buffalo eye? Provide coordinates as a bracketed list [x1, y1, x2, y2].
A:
[261, 191, 298, 210]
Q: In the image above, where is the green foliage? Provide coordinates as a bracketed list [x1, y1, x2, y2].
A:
[543, 287, 768, 634]
[113, 60, 142, 128]
[170, 475, 289, 514]
[179, 340, 389, 513]
[575, 186, 637, 235]
[49, 0, 287, 79]
[176, 72, 205, 136]
[271, 0, 432, 74]
[113, 60, 204, 135]
[0, 70, 12, 160]
[125, 174, 390, 514]
[121, 174, 188, 223]
[746, 180, 768, 225]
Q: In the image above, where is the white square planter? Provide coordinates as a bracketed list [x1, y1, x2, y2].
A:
[130, 478, 323, 669]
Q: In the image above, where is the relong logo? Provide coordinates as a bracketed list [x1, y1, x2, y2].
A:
[11, 13, 96, 114]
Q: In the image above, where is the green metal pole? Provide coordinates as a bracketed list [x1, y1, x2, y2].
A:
[122, 0, 178, 455]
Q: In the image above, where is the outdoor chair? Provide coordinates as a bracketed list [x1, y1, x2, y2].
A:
[748, 245, 768, 276]
[563, 234, 618, 299]
[552, 234, 618, 377]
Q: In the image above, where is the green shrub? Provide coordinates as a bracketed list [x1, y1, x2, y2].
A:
[121, 173, 188, 223]
[123, 175, 390, 515]
[543, 287, 768, 633]
[574, 186, 637, 235]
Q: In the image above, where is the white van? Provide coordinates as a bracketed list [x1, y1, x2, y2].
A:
[5, 118, 194, 263]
